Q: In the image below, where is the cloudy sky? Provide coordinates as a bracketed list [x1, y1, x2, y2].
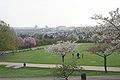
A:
[0, 0, 120, 28]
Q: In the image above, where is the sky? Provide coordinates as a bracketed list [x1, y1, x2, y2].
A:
[0, 0, 120, 28]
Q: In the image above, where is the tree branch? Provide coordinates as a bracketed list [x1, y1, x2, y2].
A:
[95, 53, 104, 57]
[104, 19, 120, 33]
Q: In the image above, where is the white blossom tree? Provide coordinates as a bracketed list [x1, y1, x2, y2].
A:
[91, 8, 120, 51]
[46, 41, 78, 63]
[88, 43, 113, 73]
[89, 8, 120, 73]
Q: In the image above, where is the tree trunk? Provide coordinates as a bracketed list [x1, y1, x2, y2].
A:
[82, 54, 84, 59]
[104, 56, 107, 73]
[62, 55, 65, 63]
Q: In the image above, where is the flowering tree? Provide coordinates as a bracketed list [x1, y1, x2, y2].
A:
[91, 8, 120, 51]
[47, 41, 78, 80]
[89, 8, 120, 73]
[46, 41, 78, 63]
[23, 37, 36, 48]
[16, 37, 24, 48]
[88, 43, 113, 73]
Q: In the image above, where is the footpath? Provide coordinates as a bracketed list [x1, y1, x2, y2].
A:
[0, 62, 120, 72]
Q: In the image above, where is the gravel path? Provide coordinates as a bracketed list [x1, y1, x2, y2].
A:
[0, 62, 120, 71]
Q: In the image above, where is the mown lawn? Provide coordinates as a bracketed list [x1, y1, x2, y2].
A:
[0, 43, 120, 67]
[0, 65, 120, 77]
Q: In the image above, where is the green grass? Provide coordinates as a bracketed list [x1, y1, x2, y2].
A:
[0, 65, 119, 77]
[0, 43, 120, 67]
[0, 65, 52, 77]
[0, 43, 120, 78]
[0, 50, 62, 64]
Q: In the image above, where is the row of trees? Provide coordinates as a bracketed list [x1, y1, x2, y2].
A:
[31, 33, 79, 46]
[16, 26, 96, 43]
[17, 37, 36, 49]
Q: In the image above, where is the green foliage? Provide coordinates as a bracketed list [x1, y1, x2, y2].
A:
[67, 34, 79, 42]
[39, 34, 56, 45]
[0, 22, 16, 51]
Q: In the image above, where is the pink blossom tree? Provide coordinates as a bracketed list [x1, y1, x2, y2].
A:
[23, 37, 36, 48]
[16, 37, 24, 48]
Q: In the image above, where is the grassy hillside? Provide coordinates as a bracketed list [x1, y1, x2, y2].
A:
[0, 43, 120, 67]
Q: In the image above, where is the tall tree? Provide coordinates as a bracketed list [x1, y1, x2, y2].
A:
[0, 20, 17, 54]
[88, 43, 113, 73]
[89, 8, 120, 73]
